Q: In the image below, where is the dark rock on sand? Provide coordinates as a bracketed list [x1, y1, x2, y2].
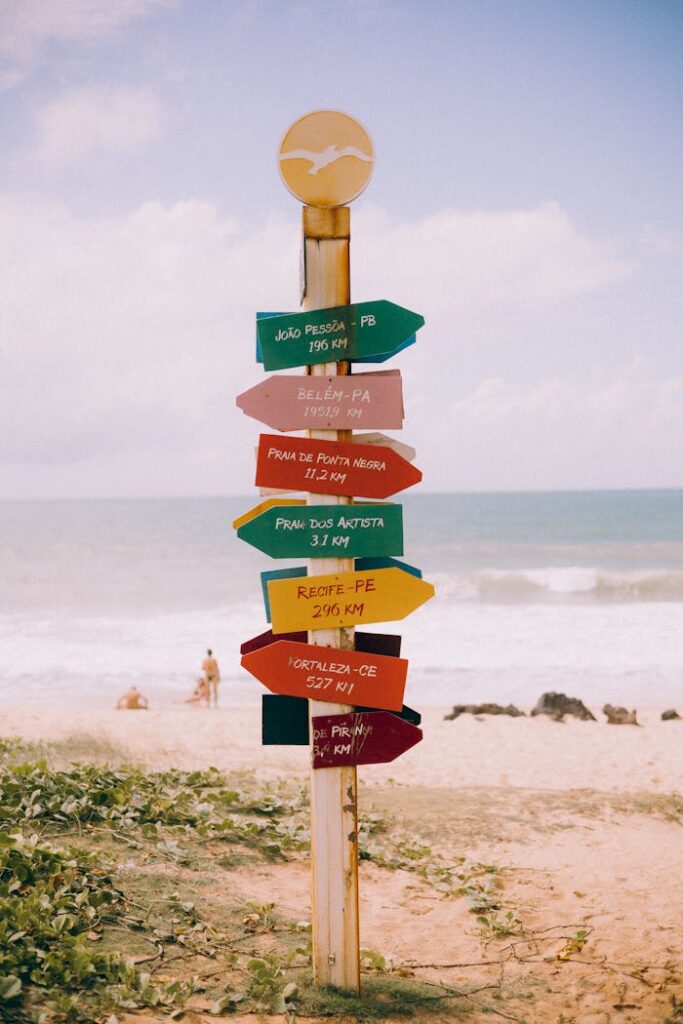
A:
[602, 704, 639, 725]
[443, 702, 526, 721]
[530, 692, 596, 722]
[661, 709, 681, 721]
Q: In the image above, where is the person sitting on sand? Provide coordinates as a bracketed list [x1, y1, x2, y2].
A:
[116, 686, 149, 710]
[202, 648, 220, 707]
[184, 677, 210, 706]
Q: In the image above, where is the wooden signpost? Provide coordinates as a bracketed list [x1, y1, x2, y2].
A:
[237, 370, 404, 431]
[255, 433, 421, 498]
[234, 110, 433, 993]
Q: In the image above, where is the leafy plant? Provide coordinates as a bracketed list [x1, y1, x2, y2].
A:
[245, 953, 290, 1009]
[664, 995, 683, 1023]
[0, 830, 195, 1022]
[554, 928, 589, 960]
[361, 948, 387, 972]
[477, 909, 523, 941]
[0, 761, 309, 858]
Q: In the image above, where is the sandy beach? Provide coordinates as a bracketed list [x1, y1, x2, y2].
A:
[1, 703, 680, 792]
[1, 703, 681, 1022]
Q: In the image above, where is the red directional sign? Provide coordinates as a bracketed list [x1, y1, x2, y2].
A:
[242, 640, 407, 711]
[255, 434, 421, 499]
[312, 710, 422, 768]
[240, 629, 402, 659]
[241, 629, 306, 655]
[237, 370, 404, 431]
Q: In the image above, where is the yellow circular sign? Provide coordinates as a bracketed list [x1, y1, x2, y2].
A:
[278, 110, 374, 208]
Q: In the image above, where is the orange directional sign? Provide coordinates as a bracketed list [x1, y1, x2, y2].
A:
[312, 710, 422, 768]
[269, 567, 435, 633]
[232, 498, 304, 530]
[241, 640, 408, 711]
[237, 371, 404, 432]
[256, 434, 421, 499]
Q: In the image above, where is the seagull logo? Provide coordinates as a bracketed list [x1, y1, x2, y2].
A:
[279, 144, 373, 176]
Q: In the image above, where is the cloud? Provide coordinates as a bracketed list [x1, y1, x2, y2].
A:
[421, 368, 683, 491]
[0, 0, 175, 60]
[0, 0, 178, 91]
[353, 202, 631, 317]
[0, 196, 297, 494]
[1, 194, 670, 498]
[35, 86, 162, 166]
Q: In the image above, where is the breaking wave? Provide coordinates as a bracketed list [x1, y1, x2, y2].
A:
[434, 567, 683, 603]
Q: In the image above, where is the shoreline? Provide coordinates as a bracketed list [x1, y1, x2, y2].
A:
[1, 704, 680, 793]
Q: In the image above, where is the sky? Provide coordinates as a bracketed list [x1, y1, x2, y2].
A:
[1, 0, 682, 498]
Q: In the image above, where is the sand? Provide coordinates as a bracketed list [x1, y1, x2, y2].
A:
[0, 704, 680, 792]
[1, 703, 681, 1023]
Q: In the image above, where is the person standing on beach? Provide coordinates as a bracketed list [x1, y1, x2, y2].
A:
[202, 649, 220, 707]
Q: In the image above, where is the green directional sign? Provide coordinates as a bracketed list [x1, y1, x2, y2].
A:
[257, 300, 424, 371]
[235, 503, 403, 559]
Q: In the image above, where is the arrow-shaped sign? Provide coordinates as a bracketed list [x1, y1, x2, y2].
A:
[241, 629, 402, 659]
[312, 710, 423, 768]
[242, 640, 408, 711]
[352, 433, 417, 463]
[237, 370, 404, 431]
[256, 434, 421, 499]
[262, 694, 310, 745]
[262, 695, 421, 746]
[235, 503, 403, 559]
[352, 332, 416, 364]
[257, 301, 424, 371]
[260, 558, 422, 622]
[257, 434, 417, 497]
[256, 313, 417, 366]
[232, 497, 304, 530]
[269, 566, 434, 633]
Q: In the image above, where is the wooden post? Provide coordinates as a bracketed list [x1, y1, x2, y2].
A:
[303, 204, 361, 991]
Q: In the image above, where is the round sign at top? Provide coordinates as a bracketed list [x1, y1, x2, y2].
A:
[278, 110, 374, 208]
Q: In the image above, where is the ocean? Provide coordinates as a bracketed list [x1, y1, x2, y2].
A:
[0, 490, 681, 712]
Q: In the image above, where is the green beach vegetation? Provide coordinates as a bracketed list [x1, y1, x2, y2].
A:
[0, 737, 497, 1023]
[1, 736, 680, 1024]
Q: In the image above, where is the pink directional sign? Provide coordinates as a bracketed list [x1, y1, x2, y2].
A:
[312, 710, 422, 768]
[236, 370, 404, 431]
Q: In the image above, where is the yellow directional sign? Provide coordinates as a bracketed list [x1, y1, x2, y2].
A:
[232, 498, 304, 531]
[278, 110, 374, 208]
[269, 567, 434, 633]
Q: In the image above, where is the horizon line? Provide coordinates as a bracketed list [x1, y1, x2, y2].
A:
[1, 485, 682, 503]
